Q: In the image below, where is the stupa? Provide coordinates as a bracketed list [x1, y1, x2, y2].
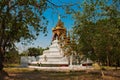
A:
[38, 16, 69, 66]
[26, 16, 93, 69]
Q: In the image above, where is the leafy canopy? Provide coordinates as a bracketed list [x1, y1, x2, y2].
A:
[71, 0, 120, 66]
[0, 0, 48, 50]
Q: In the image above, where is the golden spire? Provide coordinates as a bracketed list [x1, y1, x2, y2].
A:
[58, 15, 61, 20]
[52, 15, 66, 41]
[55, 15, 64, 28]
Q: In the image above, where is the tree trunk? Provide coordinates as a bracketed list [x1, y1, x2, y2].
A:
[0, 47, 4, 71]
[0, 47, 9, 79]
[115, 58, 120, 70]
[106, 55, 109, 66]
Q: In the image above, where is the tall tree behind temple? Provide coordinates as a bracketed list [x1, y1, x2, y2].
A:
[28, 47, 44, 57]
[72, 0, 120, 67]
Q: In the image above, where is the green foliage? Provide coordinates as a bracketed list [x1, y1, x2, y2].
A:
[20, 47, 44, 57]
[28, 47, 44, 56]
[4, 48, 20, 64]
[0, 0, 48, 71]
[19, 50, 28, 56]
[72, 0, 120, 67]
[0, 0, 48, 49]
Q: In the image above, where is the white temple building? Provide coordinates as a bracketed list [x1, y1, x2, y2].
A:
[38, 39, 69, 66]
[21, 17, 93, 68]
[28, 17, 70, 66]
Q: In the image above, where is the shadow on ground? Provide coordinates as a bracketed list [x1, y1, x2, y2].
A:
[4, 69, 120, 80]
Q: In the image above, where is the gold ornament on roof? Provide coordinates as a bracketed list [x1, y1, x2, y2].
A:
[52, 15, 66, 41]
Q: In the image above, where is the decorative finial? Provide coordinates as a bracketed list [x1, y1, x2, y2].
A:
[58, 15, 61, 20]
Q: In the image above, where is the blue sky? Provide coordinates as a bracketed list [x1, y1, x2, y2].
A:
[16, 0, 80, 53]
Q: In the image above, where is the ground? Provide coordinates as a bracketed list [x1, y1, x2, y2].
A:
[1, 68, 120, 80]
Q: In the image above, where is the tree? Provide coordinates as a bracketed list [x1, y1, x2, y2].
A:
[28, 47, 44, 57]
[19, 50, 28, 56]
[0, 0, 79, 72]
[0, 0, 48, 72]
[0, 0, 82, 73]
[72, 0, 120, 68]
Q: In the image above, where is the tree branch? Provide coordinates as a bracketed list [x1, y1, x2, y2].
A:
[8, 2, 18, 11]
[46, 0, 61, 7]
[46, 0, 80, 8]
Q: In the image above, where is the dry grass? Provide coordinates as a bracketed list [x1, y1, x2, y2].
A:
[4, 68, 34, 73]
[1, 68, 119, 80]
